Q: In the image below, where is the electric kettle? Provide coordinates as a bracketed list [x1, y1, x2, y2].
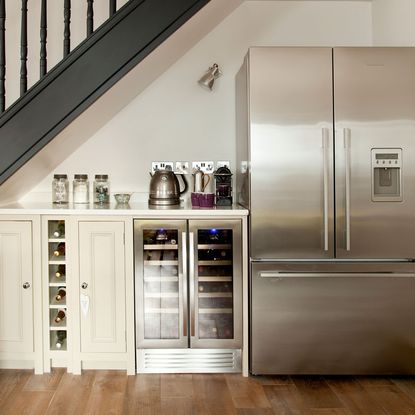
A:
[148, 169, 188, 206]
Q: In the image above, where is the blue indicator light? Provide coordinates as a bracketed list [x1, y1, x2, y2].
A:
[209, 228, 218, 233]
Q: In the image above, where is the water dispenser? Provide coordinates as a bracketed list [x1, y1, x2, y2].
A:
[371, 148, 402, 202]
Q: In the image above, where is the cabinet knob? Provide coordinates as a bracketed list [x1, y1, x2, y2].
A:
[22, 282, 31, 289]
[81, 282, 88, 289]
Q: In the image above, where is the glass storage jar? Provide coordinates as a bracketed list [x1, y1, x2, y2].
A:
[73, 174, 89, 204]
[94, 174, 110, 204]
[52, 174, 69, 204]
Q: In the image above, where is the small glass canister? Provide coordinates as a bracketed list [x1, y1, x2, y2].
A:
[94, 174, 110, 204]
[52, 174, 69, 204]
[73, 174, 89, 204]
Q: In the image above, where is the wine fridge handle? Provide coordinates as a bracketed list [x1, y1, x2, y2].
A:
[189, 231, 195, 338]
[181, 232, 188, 337]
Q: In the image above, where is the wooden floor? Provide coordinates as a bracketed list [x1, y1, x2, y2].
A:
[1, 370, 415, 415]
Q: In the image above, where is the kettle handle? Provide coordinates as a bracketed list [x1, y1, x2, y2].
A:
[177, 174, 188, 195]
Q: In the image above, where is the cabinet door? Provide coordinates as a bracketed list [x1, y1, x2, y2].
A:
[134, 220, 188, 349]
[189, 220, 242, 349]
[79, 222, 125, 353]
[0, 221, 33, 353]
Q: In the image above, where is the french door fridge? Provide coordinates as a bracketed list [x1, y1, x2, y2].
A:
[134, 219, 242, 373]
[236, 47, 415, 374]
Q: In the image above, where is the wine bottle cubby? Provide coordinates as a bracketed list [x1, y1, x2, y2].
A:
[47, 219, 68, 354]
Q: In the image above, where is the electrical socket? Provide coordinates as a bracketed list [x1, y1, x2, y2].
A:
[175, 161, 189, 174]
[151, 161, 174, 173]
[192, 161, 214, 173]
[216, 161, 230, 169]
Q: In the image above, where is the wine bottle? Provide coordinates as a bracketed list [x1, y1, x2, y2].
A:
[53, 242, 65, 257]
[54, 309, 66, 323]
[55, 264, 66, 278]
[53, 221, 65, 238]
[55, 331, 67, 349]
[55, 287, 66, 301]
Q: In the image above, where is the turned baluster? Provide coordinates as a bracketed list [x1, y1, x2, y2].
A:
[110, 0, 116, 17]
[40, 0, 47, 77]
[64, 0, 71, 57]
[20, 0, 28, 95]
[87, 0, 94, 36]
[0, 0, 5, 112]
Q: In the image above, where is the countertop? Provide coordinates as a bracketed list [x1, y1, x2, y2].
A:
[0, 201, 249, 217]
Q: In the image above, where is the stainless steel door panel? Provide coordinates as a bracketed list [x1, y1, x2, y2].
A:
[334, 48, 415, 259]
[134, 220, 188, 349]
[249, 48, 334, 259]
[251, 262, 415, 375]
[189, 220, 242, 349]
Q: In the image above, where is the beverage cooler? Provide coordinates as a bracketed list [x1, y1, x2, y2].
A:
[134, 219, 242, 373]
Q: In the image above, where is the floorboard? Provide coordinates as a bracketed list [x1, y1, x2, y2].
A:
[1, 371, 415, 415]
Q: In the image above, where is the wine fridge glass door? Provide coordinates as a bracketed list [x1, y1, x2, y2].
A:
[189, 220, 242, 349]
[134, 220, 188, 349]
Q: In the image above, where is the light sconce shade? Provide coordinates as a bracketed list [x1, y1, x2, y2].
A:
[198, 63, 222, 91]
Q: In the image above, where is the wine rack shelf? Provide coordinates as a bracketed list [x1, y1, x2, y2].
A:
[47, 220, 68, 353]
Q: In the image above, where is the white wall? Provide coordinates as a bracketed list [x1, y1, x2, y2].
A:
[23, 0, 372, 201]
[372, 0, 415, 45]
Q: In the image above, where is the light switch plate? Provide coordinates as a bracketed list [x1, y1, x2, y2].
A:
[151, 161, 174, 173]
[192, 161, 214, 173]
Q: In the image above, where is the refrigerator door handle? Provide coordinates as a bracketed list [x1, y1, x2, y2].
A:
[322, 128, 330, 252]
[344, 128, 351, 251]
[260, 272, 414, 278]
[189, 231, 196, 338]
[181, 232, 188, 337]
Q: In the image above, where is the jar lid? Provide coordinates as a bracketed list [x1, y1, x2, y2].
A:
[74, 174, 88, 180]
[54, 174, 67, 179]
[95, 174, 108, 180]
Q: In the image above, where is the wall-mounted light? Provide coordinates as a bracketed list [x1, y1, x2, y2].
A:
[198, 63, 222, 91]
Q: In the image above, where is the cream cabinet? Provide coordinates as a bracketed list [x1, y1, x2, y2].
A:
[42, 216, 135, 375]
[0, 218, 42, 372]
[73, 218, 135, 374]
[79, 221, 126, 353]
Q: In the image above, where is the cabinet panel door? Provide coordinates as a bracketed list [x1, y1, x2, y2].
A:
[0, 221, 33, 353]
[79, 222, 125, 353]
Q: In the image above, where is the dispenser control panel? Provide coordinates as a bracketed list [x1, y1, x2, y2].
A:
[371, 148, 402, 202]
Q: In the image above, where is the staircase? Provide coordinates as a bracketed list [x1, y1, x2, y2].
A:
[0, 0, 210, 186]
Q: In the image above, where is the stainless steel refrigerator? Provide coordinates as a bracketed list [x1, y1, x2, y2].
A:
[236, 47, 415, 374]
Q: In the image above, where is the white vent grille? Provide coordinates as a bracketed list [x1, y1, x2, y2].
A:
[137, 348, 242, 373]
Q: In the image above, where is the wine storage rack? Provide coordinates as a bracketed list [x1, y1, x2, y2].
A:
[196, 229, 234, 340]
[47, 220, 68, 353]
